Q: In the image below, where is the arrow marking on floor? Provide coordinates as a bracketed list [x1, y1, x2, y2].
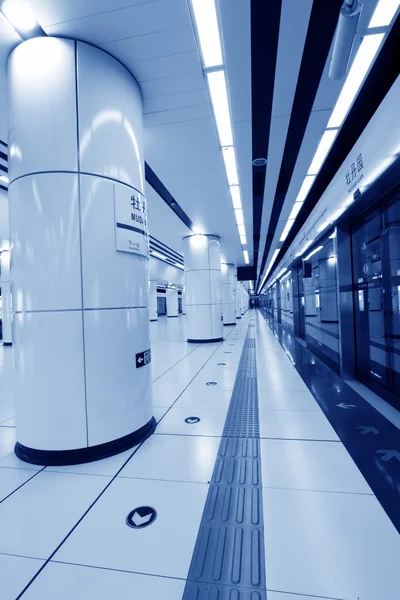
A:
[131, 511, 153, 526]
[336, 403, 356, 409]
[376, 450, 400, 462]
[358, 426, 379, 435]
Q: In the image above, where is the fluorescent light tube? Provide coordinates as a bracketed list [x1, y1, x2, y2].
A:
[230, 185, 242, 209]
[0, 175, 9, 183]
[243, 250, 249, 264]
[207, 70, 233, 146]
[308, 129, 338, 175]
[240, 234, 247, 245]
[222, 146, 238, 185]
[328, 34, 385, 128]
[296, 175, 316, 202]
[234, 208, 244, 225]
[329, 230, 337, 239]
[191, 0, 223, 67]
[304, 245, 324, 261]
[288, 202, 303, 220]
[238, 223, 246, 237]
[151, 251, 167, 260]
[279, 219, 295, 241]
[369, 0, 400, 27]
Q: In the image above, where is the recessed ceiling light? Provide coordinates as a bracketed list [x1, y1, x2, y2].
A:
[368, 0, 400, 27]
[252, 157, 267, 167]
[190, 0, 223, 68]
[2, 0, 37, 30]
[296, 175, 316, 203]
[327, 34, 385, 128]
[207, 70, 233, 146]
[222, 146, 238, 185]
[308, 129, 338, 175]
[234, 208, 244, 226]
[288, 202, 303, 221]
[243, 250, 249, 264]
[230, 185, 242, 209]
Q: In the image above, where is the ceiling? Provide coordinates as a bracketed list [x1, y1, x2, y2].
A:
[0, 0, 398, 285]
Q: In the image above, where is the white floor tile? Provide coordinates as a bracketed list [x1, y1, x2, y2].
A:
[257, 375, 309, 392]
[119, 433, 219, 483]
[1, 417, 15, 427]
[186, 372, 235, 391]
[0, 553, 44, 600]
[0, 471, 109, 558]
[0, 403, 14, 424]
[152, 371, 193, 390]
[0, 452, 42, 471]
[257, 390, 321, 411]
[47, 448, 135, 477]
[152, 387, 181, 408]
[260, 439, 372, 494]
[0, 427, 16, 460]
[22, 561, 185, 600]
[156, 406, 227, 437]
[263, 487, 400, 600]
[174, 387, 232, 410]
[55, 477, 208, 579]
[259, 409, 339, 441]
[0, 467, 38, 501]
[267, 593, 333, 600]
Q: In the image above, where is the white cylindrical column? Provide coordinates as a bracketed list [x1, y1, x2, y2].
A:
[8, 38, 155, 465]
[241, 284, 245, 315]
[184, 234, 223, 342]
[1, 250, 12, 345]
[166, 288, 179, 317]
[221, 263, 236, 326]
[149, 281, 158, 321]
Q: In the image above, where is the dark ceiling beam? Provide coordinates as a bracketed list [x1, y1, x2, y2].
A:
[250, 0, 282, 274]
[257, 0, 342, 289]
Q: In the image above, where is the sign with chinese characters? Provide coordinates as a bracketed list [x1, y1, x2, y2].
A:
[114, 185, 149, 257]
[345, 153, 364, 193]
[135, 349, 151, 369]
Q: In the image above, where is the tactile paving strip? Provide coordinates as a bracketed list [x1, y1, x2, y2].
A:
[182, 321, 266, 599]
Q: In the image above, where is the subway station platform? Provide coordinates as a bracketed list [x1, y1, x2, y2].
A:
[1, 310, 399, 600]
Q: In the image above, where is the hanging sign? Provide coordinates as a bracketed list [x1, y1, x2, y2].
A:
[114, 185, 149, 257]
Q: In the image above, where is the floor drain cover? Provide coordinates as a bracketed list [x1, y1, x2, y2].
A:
[126, 506, 157, 529]
[185, 416, 200, 424]
[206, 381, 217, 386]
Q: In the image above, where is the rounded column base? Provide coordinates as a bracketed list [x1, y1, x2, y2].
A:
[187, 337, 223, 343]
[14, 417, 156, 466]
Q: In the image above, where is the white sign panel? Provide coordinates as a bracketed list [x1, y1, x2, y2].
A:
[114, 185, 149, 258]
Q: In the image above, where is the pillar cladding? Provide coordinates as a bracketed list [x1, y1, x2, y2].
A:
[166, 288, 179, 317]
[149, 281, 158, 321]
[7, 38, 155, 465]
[1, 251, 12, 345]
[221, 263, 236, 326]
[184, 234, 223, 343]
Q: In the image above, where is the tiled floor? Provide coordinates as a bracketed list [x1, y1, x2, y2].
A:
[0, 311, 399, 599]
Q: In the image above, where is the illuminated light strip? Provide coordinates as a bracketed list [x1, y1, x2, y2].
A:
[191, 1, 247, 257]
[258, 248, 279, 293]
[243, 250, 249, 264]
[304, 245, 323, 261]
[191, 0, 223, 67]
[368, 0, 400, 29]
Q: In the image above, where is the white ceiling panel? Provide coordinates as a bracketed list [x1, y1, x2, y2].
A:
[143, 88, 209, 114]
[26, 0, 158, 27]
[144, 104, 212, 128]
[271, 0, 313, 119]
[100, 25, 196, 63]
[140, 70, 205, 98]
[43, 0, 190, 45]
[129, 50, 201, 83]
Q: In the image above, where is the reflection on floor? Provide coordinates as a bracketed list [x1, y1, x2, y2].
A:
[0, 311, 399, 599]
